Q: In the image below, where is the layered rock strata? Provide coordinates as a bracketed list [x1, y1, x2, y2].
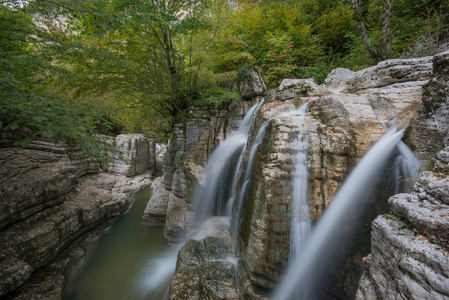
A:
[0, 136, 153, 299]
[357, 51, 449, 300]
[157, 54, 442, 299]
[238, 55, 434, 296]
[356, 165, 449, 299]
[106, 133, 156, 177]
[406, 51, 449, 159]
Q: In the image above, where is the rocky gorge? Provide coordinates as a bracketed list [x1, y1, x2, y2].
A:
[1, 50, 448, 300]
[143, 51, 449, 299]
[0, 134, 156, 299]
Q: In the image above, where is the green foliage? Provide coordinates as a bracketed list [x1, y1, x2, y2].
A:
[196, 87, 240, 108]
[383, 212, 411, 228]
[235, 64, 253, 88]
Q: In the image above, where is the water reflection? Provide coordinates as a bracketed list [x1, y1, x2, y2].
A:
[64, 185, 169, 300]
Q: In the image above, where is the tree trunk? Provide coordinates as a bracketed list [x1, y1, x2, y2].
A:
[349, 0, 380, 62]
[380, 0, 396, 60]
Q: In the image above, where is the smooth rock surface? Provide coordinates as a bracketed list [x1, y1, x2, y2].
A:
[143, 176, 169, 224]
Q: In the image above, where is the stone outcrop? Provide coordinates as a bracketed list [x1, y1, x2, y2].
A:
[406, 51, 449, 159]
[357, 51, 449, 300]
[151, 99, 259, 244]
[0, 136, 153, 299]
[170, 217, 239, 300]
[356, 168, 449, 299]
[237, 55, 437, 297]
[142, 176, 169, 224]
[161, 54, 445, 299]
[106, 133, 156, 177]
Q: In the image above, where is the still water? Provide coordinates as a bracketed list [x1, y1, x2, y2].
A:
[64, 185, 169, 300]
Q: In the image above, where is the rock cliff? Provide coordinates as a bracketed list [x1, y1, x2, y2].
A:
[0, 135, 154, 299]
[357, 51, 449, 300]
[143, 99, 260, 244]
[148, 53, 447, 299]
[237, 55, 434, 298]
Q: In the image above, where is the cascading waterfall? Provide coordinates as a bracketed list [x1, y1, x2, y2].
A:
[289, 102, 312, 257]
[193, 99, 264, 228]
[137, 99, 264, 298]
[273, 127, 405, 300]
[394, 141, 421, 193]
[233, 118, 271, 233]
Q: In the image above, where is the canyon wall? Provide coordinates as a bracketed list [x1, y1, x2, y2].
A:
[0, 135, 154, 299]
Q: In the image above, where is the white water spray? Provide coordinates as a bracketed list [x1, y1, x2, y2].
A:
[273, 128, 404, 300]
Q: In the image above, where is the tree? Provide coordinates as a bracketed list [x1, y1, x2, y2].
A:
[349, 0, 397, 61]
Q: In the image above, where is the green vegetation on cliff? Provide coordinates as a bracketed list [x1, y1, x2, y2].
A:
[1, 0, 448, 149]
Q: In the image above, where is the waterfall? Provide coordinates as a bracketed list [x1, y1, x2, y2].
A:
[394, 141, 421, 193]
[193, 99, 264, 229]
[137, 99, 264, 298]
[233, 118, 271, 234]
[273, 128, 404, 300]
[289, 102, 312, 257]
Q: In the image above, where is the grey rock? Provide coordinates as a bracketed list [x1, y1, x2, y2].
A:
[0, 139, 151, 299]
[406, 51, 449, 159]
[106, 134, 155, 177]
[143, 176, 170, 224]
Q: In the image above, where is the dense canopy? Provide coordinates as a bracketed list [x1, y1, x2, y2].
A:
[1, 0, 448, 157]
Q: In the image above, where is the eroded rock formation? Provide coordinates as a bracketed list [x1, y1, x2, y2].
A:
[357, 51, 449, 300]
[238, 55, 434, 297]
[0, 136, 153, 299]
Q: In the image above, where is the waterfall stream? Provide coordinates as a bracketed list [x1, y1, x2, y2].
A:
[273, 128, 405, 300]
[138, 99, 265, 297]
[289, 102, 312, 258]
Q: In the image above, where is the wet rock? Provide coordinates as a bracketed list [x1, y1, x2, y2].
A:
[162, 99, 259, 243]
[238, 54, 435, 297]
[170, 217, 238, 300]
[0, 257, 33, 296]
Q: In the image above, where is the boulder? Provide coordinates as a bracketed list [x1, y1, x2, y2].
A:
[170, 217, 238, 300]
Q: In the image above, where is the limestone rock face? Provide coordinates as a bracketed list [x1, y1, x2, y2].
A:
[143, 176, 169, 224]
[356, 52, 449, 300]
[0, 140, 151, 299]
[406, 51, 449, 159]
[239, 68, 267, 100]
[107, 133, 156, 177]
[238, 55, 435, 296]
[356, 166, 449, 300]
[164, 55, 439, 299]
